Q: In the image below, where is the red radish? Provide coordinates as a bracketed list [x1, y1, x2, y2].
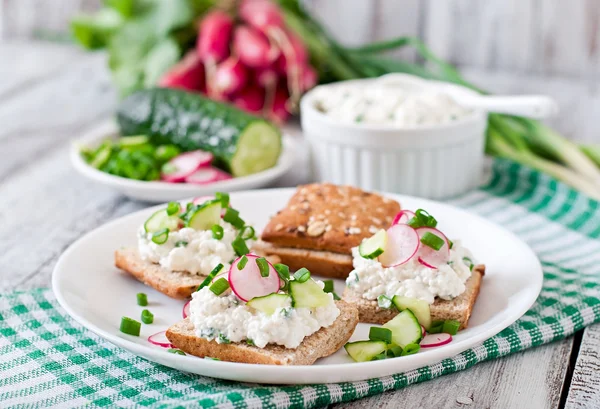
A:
[276, 32, 308, 72]
[148, 331, 173, 348]
[233, 26, 280, 68]
[268, 85, 291, 123]
[421, 325, 426, 337]
[161, 150, 214, 183]
[228, 254, 280, 301]
[184, 168, 232, 185]
[197, 10, 234, 97]
[420, 333, 452, 348]
[240, 0, 285, 31]
[300, 65, 318, 92]
[256, 68, 278, 87]
[213, 57, 248, 96]
[418, 257, 437, 269]
[415, 227, 450, 268]
[233, 86, 265, 114]
[182, 300, 191, 319]
[378, 224, 420, 267]
[392, 210, 416, 225]
[158, 51, 205, 91]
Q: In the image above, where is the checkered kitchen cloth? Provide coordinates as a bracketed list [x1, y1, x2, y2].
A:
[1, 159, 599, 408]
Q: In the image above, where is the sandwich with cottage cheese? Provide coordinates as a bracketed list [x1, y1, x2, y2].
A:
[254, 183, 401, 279]
[115, 193, 276, 299]
[343, 209, 484, 330]
[166, 256, 358, 365]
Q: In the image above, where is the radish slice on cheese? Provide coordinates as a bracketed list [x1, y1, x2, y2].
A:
[415, 227, 450, 268]
[392, 210, 416, 225]
[229, 254, 280, 301]
[378, 224, 420, 267]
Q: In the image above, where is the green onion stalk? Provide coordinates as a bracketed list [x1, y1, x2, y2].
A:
[279, 0, 600, 199]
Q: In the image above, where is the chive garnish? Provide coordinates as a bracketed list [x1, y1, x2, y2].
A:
[175, 240, 188, 247]
[377, 295, 393, 309]
[274, 263, 290, 280]
[119, 317, 141, 336]
[293, 268, 311, 283]
[223, 208, 245, 229]
[237, 255, 248, 270]
[256, 257, 270, 277]
[168, 348, 186, 355]
[448, 239, 454, 249]
[215, 192, 230, 208]
[463, 257, 474, 271]
[428, 320, 445, 334]
[204, 356, 220, 360]
[197, 264, 224, 291]
[151, 228, 169, 244]
[387, 345, 403, 358]
[401, 343, 421, 356]
[442, 320, 461, 335]
[420, 232, 445, 251]
[231, 236, 249, 257]
[407, 209, 438, 229]
[323, 280, 334, 293]
[141, 309, 154, 324]
[166, 201, 180, 216]
[369, 327, 392, 343]
[246, 339, 255, 346]
[238, 226, 255, 240]
[209, 278, 230, 295]
[137, 293, 148, 306]
[211, 224, 224, 240]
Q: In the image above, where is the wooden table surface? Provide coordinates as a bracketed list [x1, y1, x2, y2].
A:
[1, 41, 599, 409]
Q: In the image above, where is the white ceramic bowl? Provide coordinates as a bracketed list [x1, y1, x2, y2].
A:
[300, 77, 488, 199]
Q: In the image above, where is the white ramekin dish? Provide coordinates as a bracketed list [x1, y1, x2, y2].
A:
[300, 77, 488, 199]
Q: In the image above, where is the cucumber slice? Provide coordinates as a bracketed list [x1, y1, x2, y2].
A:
[392, 296, 432, 330]
[383, 309, 422, 348]
[344, 341, 388, 362]
[247, 293, 291, 315]
[289, 280, 332, 309]
[230, 122, 281, 177]
[144, 209, 180, 234]
[187, 200, 222, 231]
[359, 229, 387, 259]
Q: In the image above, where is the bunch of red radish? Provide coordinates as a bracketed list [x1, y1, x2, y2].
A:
[159, 0, 317, 124]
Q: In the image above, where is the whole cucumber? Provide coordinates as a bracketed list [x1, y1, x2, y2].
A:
[117, 88, 282, 177]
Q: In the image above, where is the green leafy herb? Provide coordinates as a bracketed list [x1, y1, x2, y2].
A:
[237, 255, 248, 270]
[420, 232, 445, 251]
[256, 257, 270, 277]
[293, 268, 310, 283]
[209, 278, 230, 296]
[232, 236, 249, 257]
[175, 240, 188, 247]
[211, 224, 224, 240]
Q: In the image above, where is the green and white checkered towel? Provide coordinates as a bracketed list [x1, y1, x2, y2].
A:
[1, 159, 599, 408]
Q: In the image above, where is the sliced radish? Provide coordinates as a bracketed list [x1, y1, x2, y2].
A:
[161, 150, 214, 183]
[415, 227, 450, 268]
[392, 210, 416, 225]
[148, 331, 173, 348]
[421, 325, 426, 337]
[420, 333, 452, 348]
[192, 196, 214, 205]
[182, 300, 191, 319]
[184, 167, 232, 185]
[378, 224, 420, 267]
[418, 257, 437, 269]
[228, 254, 280, 302]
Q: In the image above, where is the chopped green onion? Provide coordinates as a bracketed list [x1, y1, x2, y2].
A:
[369, 327, 392, 343]
[420, 232, 445, 251]
[238, 225, 255, 240]
[256, 257, 270, 277]
[246, 339, 255, 346]
[204, 356, 220, 360]
[215, 192, 230, 208]
[442, 320, 461, 335]
[137, 293, 148, 306]
[274, 263, 290, 280]
[151, 228, 169, 244]
[218, 334, 231, 344]
[448, 239, 454, 249]
[372, 352, 387, 360]
[332, 292, 341, 300]
[293, 268, 311, 283]
[407, 209, 437, 229]
[401, 343, 420, 356]
[175, 240, 188, 247]
[209, 278, 230, 295]
[211, 224, 224, 240]
[166, 201, 180, 216]
[323, 280, 334, 293]
[463, 257, 474, 271]
[168, 348, 186, 355]
[155, 144, 180, 162]
[387, 345, 403, 358]
[141, 309, 154, 324]
[377, 295, 393, 309]
[232, 236, 249, 257]
[119, 317, 141, 336]
[186, 202, 194, 211]
[237, 255, 248, 270]
[428, 320, 445, 334]
[223, 208, 245, 229]
[197, 264, 224, 291]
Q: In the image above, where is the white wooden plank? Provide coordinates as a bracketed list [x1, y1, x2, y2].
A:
[565, 324, 600, 409]
[333, 337, 574, 409]
[305, 0, 375, 47]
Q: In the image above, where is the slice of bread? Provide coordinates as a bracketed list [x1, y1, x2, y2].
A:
[166, 301, 359, 365]
[115, 248, 281, 300]
[342, 265, 485, 330]
[252, 240, 352, 279]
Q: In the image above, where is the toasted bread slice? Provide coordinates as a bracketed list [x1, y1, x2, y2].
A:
[342, 265, 485, 330]
[166, 301, 359, 365]
[252, 240, 352, 279]
[115, 247, 280, 300]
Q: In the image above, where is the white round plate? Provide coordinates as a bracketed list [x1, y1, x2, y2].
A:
[53, 190, 543, 385]
[70, 121, 297, 202]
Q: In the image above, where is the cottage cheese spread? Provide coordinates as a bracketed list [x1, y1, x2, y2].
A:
[312, 83, 472, 126]
[138, 220, 240, 275]
[346, 240, 474, 304]
[189, 284, 340, 349]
